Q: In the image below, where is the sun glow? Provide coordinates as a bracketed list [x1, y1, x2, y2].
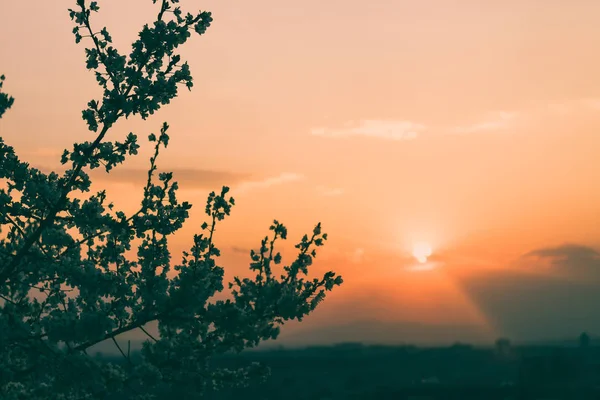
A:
[412, 242, 433, 264]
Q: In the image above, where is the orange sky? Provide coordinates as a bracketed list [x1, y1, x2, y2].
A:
[2, 0, 600, 345]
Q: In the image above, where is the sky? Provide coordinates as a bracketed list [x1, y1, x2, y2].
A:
[1, 0, 600, 346]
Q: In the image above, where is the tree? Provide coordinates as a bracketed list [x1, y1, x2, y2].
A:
[0, 75, 14, 118]
[0, 1, 343, 399]
[494, 337, 512, 359]
[579, 332, 591, 348]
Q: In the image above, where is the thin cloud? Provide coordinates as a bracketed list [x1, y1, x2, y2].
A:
[100, 168, 249, 189]
[451, 111, 517, 134]
[22, 147, 63, 158]
[523, 243, 600, 261]
[311, 119, 425, 141]
[581, 98, 600, 111]
[34, 165, 250, 190]
[35, 165, 302, 194]
[348, 248, 365, 264]
[521, 243, 600, 278]
[231, 246, 251, 255]
[235, 172, 304, 194]
[545, 98, 600, 115]
[316, 185, 344, 197]
[405, 261, 443, 272]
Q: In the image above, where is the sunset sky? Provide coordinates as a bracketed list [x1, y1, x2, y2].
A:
[1, 0, 600, 346]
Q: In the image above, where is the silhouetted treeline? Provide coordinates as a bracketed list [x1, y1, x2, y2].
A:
[98, 338, 600, 399]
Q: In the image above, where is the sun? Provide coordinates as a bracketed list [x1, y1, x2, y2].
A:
[412, 242, 433, 264]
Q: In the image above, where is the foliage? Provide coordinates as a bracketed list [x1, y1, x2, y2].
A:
[0, 1, 343, 399]
[0, 75, 14, 118]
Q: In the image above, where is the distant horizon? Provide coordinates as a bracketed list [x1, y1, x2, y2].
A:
[92, 335, 599, 356]
[90, 321, 598, 356]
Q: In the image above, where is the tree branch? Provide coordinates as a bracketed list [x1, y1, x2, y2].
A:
[71, 313, 161, 353]
[139, 325, 158, 342]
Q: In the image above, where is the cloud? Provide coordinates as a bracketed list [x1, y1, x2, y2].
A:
[35, 164, 303, 194]
[347, 248, 365, 264]
[33, 166, 249, 190]
[231, 246, 250, 255]
[22, 147, 63, 158]
[234, 172, 304, 193]
[461, 270, 600, 342]
[458, 243, 600, 342]
[545, 98, 600, 115]
[450, 111, 517, 134]
[92, 167, 250, 190]
[523, 243, 600, 260]
[521, 243, 600, 278]
[316, 185, 344, 197]
[581, 98, 600, 111]
[406, 261, 444, 272]
[311, 120, 425, 141]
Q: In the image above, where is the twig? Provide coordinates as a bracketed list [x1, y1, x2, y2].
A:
[111, 336, 131, 365]
[139, 325, 158, 342]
